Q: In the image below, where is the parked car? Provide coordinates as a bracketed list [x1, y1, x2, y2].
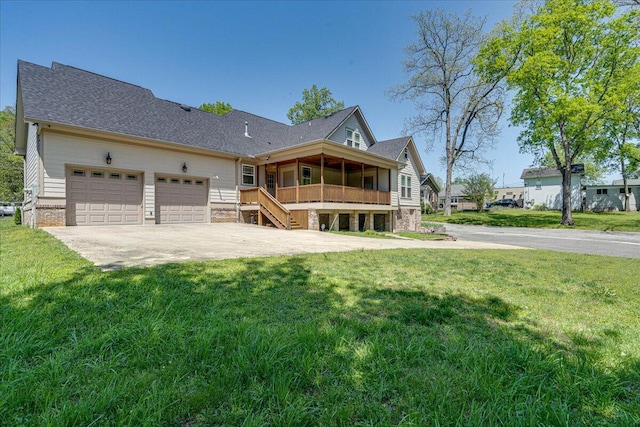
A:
[0, 203, 17, 217]
[489, 199, 520, 208]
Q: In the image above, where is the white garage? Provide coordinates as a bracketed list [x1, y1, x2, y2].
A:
[155, 176, 208, 224]
[67, 168, 143, 226]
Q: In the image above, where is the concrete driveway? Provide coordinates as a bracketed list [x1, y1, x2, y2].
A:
[45, 223, 520, 270]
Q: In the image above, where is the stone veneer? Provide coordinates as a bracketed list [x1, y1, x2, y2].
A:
[35, 205, 66, 227]
[394, 207, 420, 232]
[211, 207, 238, 223]
[307, 209, 319, 231]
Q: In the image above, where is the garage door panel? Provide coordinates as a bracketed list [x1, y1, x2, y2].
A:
[155, 176, 208, 224]
[68, 168, 142, 226]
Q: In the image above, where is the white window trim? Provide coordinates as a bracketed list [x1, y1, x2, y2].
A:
[400, 174, 412, 199]
[346, 128, 362, 149]
[242, 164, 256, 186]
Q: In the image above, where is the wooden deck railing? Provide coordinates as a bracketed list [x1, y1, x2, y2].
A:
[242, 184, 391, 206]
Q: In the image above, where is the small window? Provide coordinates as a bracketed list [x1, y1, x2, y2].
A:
[242, 164, 255, 186]
[109, 173, 121, 179]
[170, 178, 180, 184]
[195, 180, 204, 185]
[301, 166, 312, 185]
[353, 131, 361, 149]
[91, 171, 104, 178]
[157, 177, 166, 183]
[346, 129, 354, 147]
[72, 169, 85, 176]
[535, 179, 541, 190]
[404, 147, 408, 160]
[183, 179, 192, 184]
[126, 174, 138, 181]
[619, 188, 625, 194]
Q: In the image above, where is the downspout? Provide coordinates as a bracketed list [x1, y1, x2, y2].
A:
[235, 158, 241, 222]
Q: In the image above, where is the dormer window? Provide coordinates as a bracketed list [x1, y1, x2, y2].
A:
[346, 128, 361, 149]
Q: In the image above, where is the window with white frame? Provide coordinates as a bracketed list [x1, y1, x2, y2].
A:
[401, 175, 412, 198]
[535, 179, 542, 190]
[404, 147, 408, 160]
[346, 128, 362, 149]
[301, 166, 312, 185]
[242, 164, 255, 186]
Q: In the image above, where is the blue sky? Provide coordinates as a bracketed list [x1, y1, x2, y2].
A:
[1, 0, 538, 186]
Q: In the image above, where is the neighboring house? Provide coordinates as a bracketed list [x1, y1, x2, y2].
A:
[520, 164, 585, 210]
[585, 179, 640, 211]
[493, 186, 524, 206]
[15, 60, 429, 232]
[420, 174, 441, 212]
[437, 184, 482, 211]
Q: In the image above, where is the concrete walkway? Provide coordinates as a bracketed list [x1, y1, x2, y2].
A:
[45, 223, 521, 270]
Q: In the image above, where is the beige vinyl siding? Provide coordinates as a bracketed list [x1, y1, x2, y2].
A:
[397, 149, 420, 208]
[327, 114, 372, 150]
[41, 131, 238, 216]
[24, 123, 39, 199]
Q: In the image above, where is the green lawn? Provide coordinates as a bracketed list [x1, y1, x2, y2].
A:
[425, 209, 640, 232]
[2, 219, 639, 426]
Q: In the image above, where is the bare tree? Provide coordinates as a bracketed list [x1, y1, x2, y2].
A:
[391, 9, 506, 216]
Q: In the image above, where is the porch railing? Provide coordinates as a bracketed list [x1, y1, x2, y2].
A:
[274, 183, 390, 205]
[240, 187, 291, 229]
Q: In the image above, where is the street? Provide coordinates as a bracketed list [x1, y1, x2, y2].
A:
[443, 223, 640, 259]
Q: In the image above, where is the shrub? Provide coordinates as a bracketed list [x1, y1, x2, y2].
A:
[14, 207, 21, 225]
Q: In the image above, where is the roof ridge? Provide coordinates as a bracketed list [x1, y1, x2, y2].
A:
[51, 61, 154, 95]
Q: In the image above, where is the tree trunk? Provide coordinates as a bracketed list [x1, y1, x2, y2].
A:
[444, 158, 453, 216]
[560, 167, 574, 225]
[621, 158, 630, 212]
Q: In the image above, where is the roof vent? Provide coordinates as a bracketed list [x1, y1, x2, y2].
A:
[244, 121, 252, 138]
[180, 104, 191, 112]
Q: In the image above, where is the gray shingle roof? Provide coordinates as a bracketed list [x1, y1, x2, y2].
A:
[17, 60, 363, 157]
[367, 136, 410, 161]
[520, 164, 585, 179]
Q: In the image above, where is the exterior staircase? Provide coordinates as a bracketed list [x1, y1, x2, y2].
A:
[255, 187, 293, 230]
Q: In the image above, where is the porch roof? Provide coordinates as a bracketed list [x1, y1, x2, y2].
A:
[255, 139, 401, 169]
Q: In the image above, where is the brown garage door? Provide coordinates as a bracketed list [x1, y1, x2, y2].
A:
[67, 168, 143, 226]
[155, 176, 208, 224]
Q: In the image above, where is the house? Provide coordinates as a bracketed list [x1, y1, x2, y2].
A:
[520, 164, 584, 210]
[585, 179, 640, 211]
[14, 60, 428, 232]
[437, 184, 481, 211]
[420, 174, 440, 212]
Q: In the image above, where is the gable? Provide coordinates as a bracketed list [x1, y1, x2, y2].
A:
[327, 111, 374, 150]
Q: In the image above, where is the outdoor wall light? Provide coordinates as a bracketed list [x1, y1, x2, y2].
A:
[106, 152, 112, 165]
[182, 162, 188, 173]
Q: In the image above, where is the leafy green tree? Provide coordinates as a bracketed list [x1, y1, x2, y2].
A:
[287, 85, 345, 125]
[600, 92, 640, 210]
[199, 101, 232, 115]
[461, 173, 496, 212]
[390, 9, 507, 217]
[0, 106, 23, 202]
[479, 0, 640, 225]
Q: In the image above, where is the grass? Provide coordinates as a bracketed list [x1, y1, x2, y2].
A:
[1, 218, 640, 426]
[424, 209, 640, 232]
[330, 230, 449, 240]
[329, 230, 395, 239]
